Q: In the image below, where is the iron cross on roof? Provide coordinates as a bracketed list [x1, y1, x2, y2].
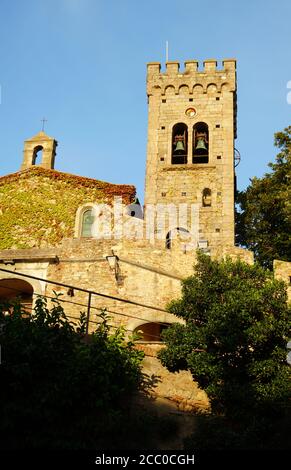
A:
[41, 117, 48, 132]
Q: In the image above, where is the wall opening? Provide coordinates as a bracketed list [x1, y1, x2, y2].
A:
[32, 145, 44, 165]
[165, 227, 190, 249]
[172, 123, 188, 164]
[202, 188, 212, 207]
[134, 322, 171, 342]
[0, 278, 34, 315]
[193, 122, 209, 163]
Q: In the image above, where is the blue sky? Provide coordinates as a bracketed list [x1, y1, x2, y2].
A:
[0, 0, 290, 201]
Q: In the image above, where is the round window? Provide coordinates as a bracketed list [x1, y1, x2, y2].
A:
[185, 107, 196, 117]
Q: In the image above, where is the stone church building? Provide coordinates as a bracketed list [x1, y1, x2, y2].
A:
[0, 57, 289, 369]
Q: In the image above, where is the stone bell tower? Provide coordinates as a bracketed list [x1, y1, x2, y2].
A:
[144, 58, 237, 251]
[21, 131, 58, 171]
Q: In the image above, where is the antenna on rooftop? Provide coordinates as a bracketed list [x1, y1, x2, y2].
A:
[166, 41, 169, 62]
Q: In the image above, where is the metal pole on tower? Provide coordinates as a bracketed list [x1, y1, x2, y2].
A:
[166, 41, 169, 62]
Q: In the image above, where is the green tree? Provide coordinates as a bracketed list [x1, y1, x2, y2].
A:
[159, 254, 291, 421]
[236, 126, 291, 269]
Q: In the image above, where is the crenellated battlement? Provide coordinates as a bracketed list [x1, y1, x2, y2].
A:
[147, 58, 236, 96]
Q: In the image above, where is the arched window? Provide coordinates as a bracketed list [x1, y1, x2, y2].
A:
[81, 209, 94, 237]
[0, 279, 34, 315]
[32, 145, 44, 165]
[193, 122, 209, 163]
[133, 322, 171, 342]
[165, 227, 190, 249]
[202, 188, 212, 207]
[172, 123, 188, 164]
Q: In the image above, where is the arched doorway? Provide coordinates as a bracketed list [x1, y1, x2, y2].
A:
[133, 322, 171, 342]
[0, 279, 34, 315]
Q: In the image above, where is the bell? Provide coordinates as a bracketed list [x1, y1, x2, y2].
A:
[174, 140, 185, 153]
[195, 138, 207, 151]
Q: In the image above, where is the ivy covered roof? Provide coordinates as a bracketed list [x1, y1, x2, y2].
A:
[0, 166, 136, 250]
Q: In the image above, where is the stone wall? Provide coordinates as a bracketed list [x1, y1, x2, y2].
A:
[45, 237, 188, 336]
[0, 236, 253, 344]
[274, 259, 291, 301]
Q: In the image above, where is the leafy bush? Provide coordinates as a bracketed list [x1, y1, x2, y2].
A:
[0, 296, 145, 449]
[183, 413, 291, 450]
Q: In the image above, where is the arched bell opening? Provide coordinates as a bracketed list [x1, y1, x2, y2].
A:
[0, 278, 34, 315]
[32, 145, 44, 165]
[193, 122, 209, 163]
[171, 123, 188, 164]
[133, 322, 171, 342]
